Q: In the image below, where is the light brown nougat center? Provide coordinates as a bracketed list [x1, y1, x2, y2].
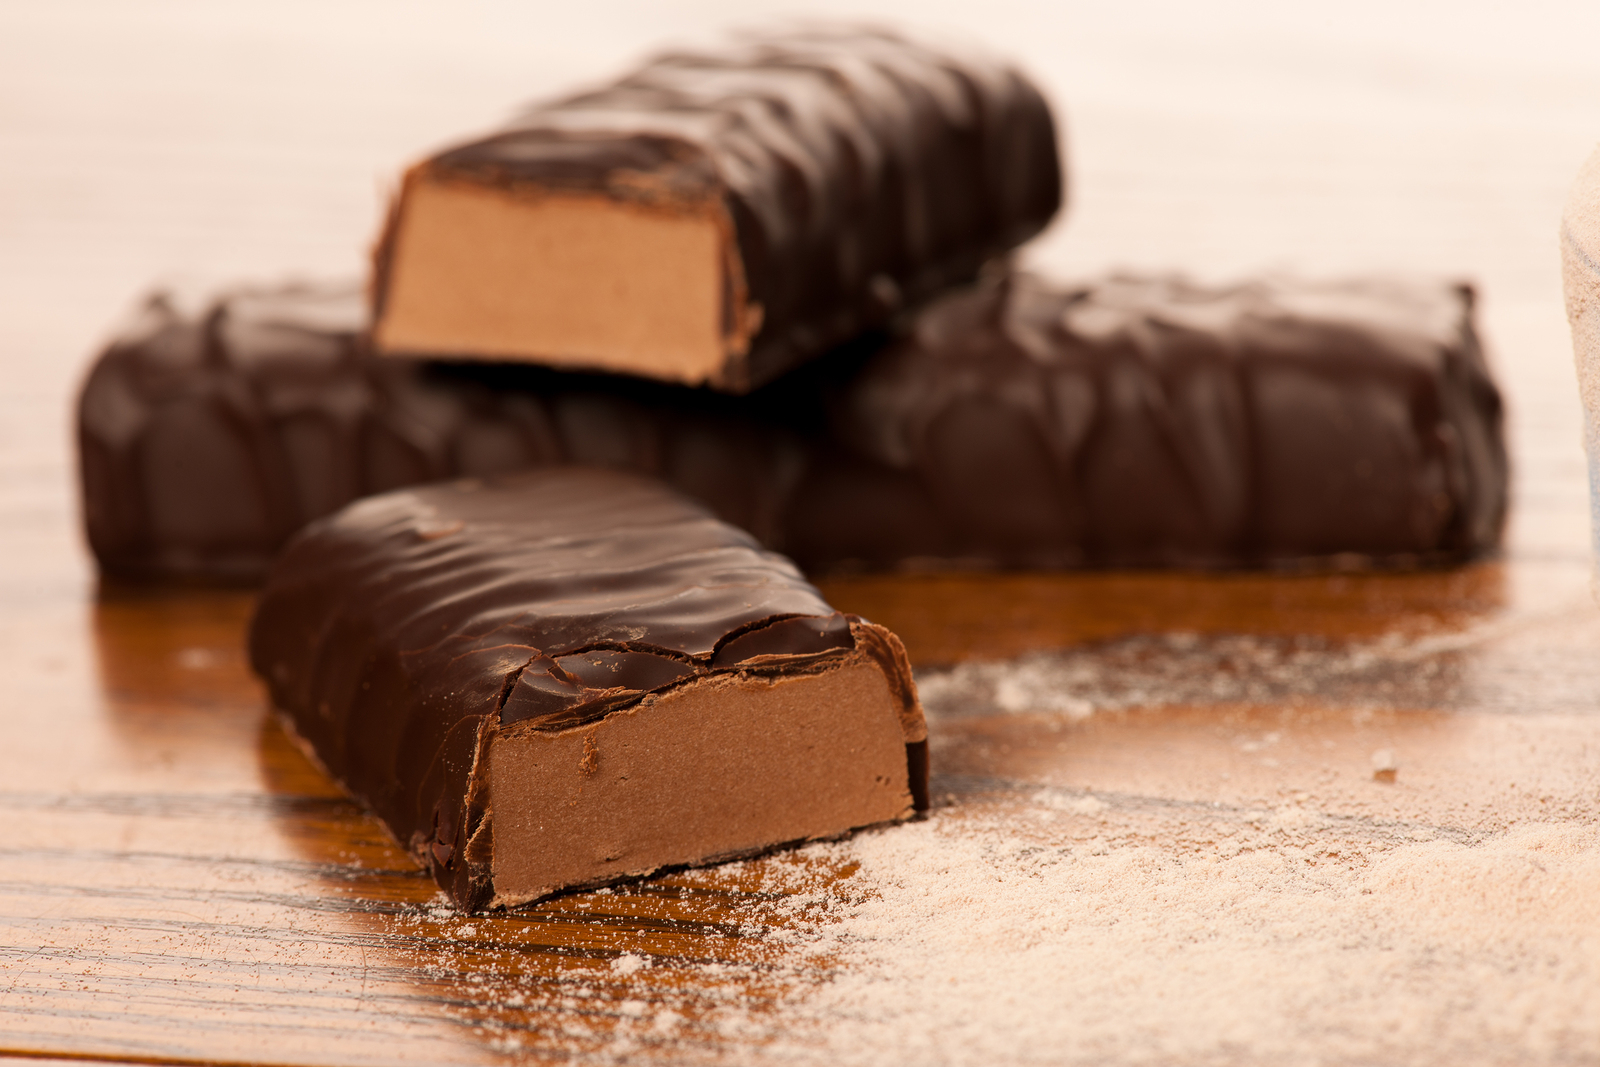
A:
[486, 661, 912, 906]
[375, 178, 734, 383]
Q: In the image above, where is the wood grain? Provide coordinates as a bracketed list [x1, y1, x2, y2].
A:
[2, 554, 1595, 1064]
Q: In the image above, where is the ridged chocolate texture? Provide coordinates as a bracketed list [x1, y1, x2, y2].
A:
[78, 285, 372, 580]
[373, 26, 1062, 390]
[800, 273, 1508, 567]
[78, 273, 1506, 580]
[247, 469, 928, 907]
[76, 283, 810, 581]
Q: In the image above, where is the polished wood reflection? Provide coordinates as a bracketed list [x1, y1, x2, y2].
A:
[0, 548, 1586, 1063]
[819, 563, 1511, 662]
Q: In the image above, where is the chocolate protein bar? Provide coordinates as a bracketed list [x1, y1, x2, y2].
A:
[371, 27, 1062, 391]
[76, 283, 809, 581]
[78, 272, 1506, 579]
[248, 468, 928, 909]
[803, 272, 1507, 568]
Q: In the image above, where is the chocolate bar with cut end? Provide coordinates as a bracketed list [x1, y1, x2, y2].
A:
[248, 467, 928, 910]
[371, 26, 1061, 392]
[77, 271, 1506, 581]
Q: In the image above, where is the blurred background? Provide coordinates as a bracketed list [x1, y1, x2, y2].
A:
[6, 0, 1600, 589]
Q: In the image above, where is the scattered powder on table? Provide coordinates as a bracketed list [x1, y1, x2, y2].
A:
[913, 630, 1600, 720]
[672, 800, 1600, 1067]
[420, 632, 1600, 1064]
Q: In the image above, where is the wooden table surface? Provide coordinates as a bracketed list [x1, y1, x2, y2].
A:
[4, 3, 1600, 1064]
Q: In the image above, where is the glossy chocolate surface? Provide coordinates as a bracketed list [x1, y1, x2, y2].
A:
[375, 27, 1062, 390]
[247, 468, 927, 906]
[78, 272, 1506, 580]
[801, 273, 1507, 567]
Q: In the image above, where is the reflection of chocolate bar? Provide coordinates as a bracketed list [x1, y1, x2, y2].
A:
[77, 272, 1506, 581]
[248, 468, 927, 909]
[371, 28, 1061, 391]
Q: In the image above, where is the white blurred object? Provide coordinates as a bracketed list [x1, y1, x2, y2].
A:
[1561, 145, 1600, 604]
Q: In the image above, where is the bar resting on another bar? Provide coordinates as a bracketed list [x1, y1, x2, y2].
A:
[370, 26, 1061, 391]
[247, 467, 929, 910]
[78, 271, 1506, 581]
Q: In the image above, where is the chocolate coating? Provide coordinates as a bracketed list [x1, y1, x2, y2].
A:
[375, 26, 1062, 390]
[78, 272, 1506, 580]
[77, 283, 809, 579]
[248, 468, 927, 905]
[805, 273, 1507, 567]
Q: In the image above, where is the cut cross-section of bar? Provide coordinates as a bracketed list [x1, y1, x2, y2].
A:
[376, 180, 742, 384]
[247, 467, 928, 910]
[370, 26, 1062, 391]
[489, 662, 910, 907]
